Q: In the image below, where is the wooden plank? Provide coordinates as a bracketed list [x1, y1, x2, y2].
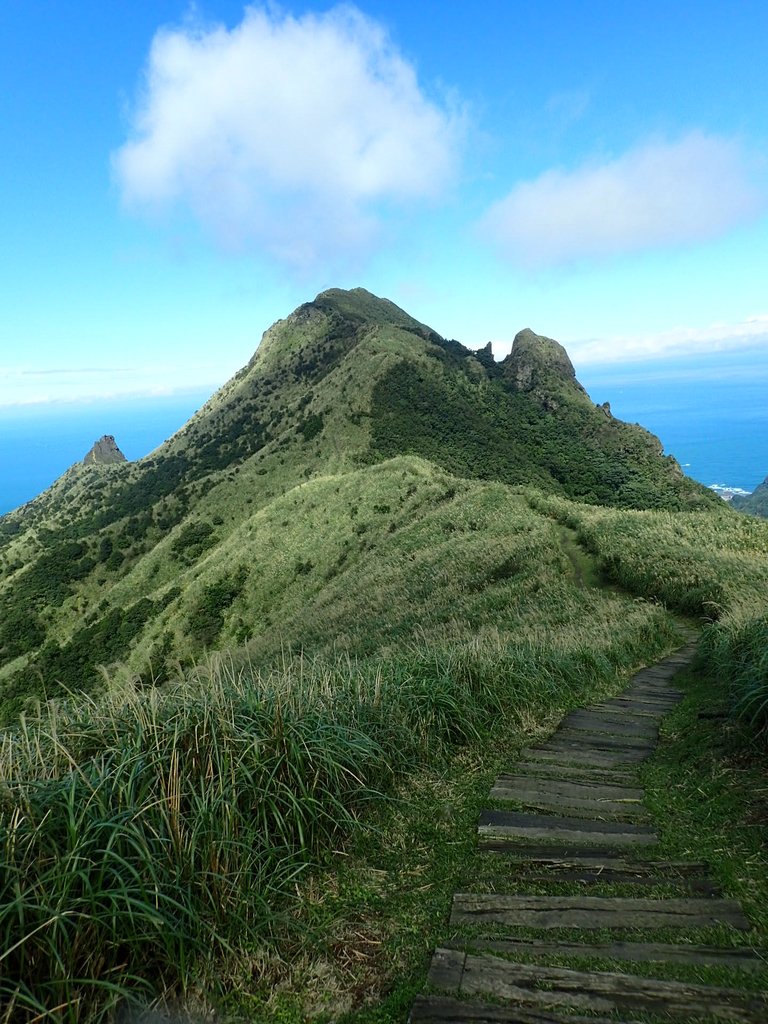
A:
[456, 954, 767, 1022]
[460, 937, 762, 970]
[489, 790, 648, 822]
[479, 809, 657, 836]
[511, 762, 638, 784]
[519, 749, 644, 768]
[547, 730, 654, 751]
[560, 715, 658, 738]
[595, 699, 672, 714]
[493, 774, 645, 802]
[451, 894, 751, 930]
[409, 994, 635, 1023]
[476, 846, 709, 875]
[538, 742, 649, 763]
[427, 947, 465, 990]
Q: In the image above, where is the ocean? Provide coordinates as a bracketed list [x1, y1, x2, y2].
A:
[0, 392, 210, 516]
[0, 349, 766, 517]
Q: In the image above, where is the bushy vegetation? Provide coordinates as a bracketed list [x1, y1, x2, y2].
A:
[0, 603, 677, 1020]
[529, 491, 768, 740]
[370, 358, 715, 510]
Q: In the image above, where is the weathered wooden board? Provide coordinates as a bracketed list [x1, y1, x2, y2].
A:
[561, 719, 658, 735]
[493, 774, 645, 803]
[478, 811, 658, 847]
[537, 742, 649, 763]
[459, 936, 762, 969]
[409, 993, 634, 1023]
[547, 729, 654, 751]
[560, 714, 658, 738]
[489, 783, 648, 821]
[450, 894, 751, 930]
[453, 953, 767, 1022]
[511, 762, 638, 784]
[410, 993, 631, 1023]
[519, 748, 644, 768]
[594, 699, 672, 714]
[475, 842, 709, 875]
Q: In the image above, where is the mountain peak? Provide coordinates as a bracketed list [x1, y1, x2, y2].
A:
[501, 327, 587, 405]
[82, 435, 127, 466]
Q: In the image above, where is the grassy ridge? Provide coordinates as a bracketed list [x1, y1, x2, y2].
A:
[0, 476, 681, 1020]
[528, 491, 768, 740]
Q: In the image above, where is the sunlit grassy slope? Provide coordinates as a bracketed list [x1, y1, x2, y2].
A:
[1, 288, 767, 1019]
[0, 288, 717, 715]
[1, 466, 684, 1018]
[528, 491, 768, 734]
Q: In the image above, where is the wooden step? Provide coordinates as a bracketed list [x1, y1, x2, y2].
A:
[410, 993, 631, 1023]
[547, 729, 654, 751]
[455, 936, 763, 970]
[511, 762, 638, 784]
[478, 810, 658, 847]
[492, 774, 645, 803]
[490, 777, 647, 820]
[519, 748, 644, 768]
[450, 894, 751, 930]
[560, 713, 658, 738]
[477, 845, 710, 875]
[429, 949, 766, 1022]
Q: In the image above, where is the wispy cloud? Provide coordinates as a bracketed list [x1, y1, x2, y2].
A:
[113, 4, 461, 270]
[484, 314, 768, 365]
[478, 132, 765, 268]
[0, 364, 226, 408]
[569, 313, 768, 364]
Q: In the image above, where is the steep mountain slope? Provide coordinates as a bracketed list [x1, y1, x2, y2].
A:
[0, 287, 719, 717]
[732, 475, 768, 518]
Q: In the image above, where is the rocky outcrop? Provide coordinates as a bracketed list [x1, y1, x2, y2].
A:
[82, 435, 127, 466]
[501, 328, 588, 410]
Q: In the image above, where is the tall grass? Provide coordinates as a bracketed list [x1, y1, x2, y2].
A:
[528, 491, 768, 741]
[0, 604, 676, 1019]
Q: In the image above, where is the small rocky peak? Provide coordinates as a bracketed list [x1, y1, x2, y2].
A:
[474, 341, 497, 372]
[501, 328, 587, 405]
[82, 435, 127, 466]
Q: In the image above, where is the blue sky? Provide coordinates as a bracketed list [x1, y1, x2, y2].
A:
[1, 1, 767, 408]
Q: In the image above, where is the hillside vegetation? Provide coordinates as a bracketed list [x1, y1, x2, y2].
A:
[0, 288, 766, 1019]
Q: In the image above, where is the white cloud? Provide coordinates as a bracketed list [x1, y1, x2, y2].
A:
[569, 314, 768, 364]
[113, 4, 461, 268]
[479, 132, 765, 268]
[483, 314, 768, 365]
[0, 364, 228, 408]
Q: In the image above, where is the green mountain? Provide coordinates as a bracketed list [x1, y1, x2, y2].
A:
[0, 287, 720, 715]
[3, 288, 768, 1019]
[732, 475, 768, 518]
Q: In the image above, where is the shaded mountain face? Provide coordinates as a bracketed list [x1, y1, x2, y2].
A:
[732, 476, 768, 518]
[0, 287, 720, 718]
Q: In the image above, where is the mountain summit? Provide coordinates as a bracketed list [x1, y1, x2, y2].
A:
[82, 435, 127, 466]
[0, 287, 720, 717]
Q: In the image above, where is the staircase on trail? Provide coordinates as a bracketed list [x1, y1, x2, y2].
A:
[409, 642, 768, 1023]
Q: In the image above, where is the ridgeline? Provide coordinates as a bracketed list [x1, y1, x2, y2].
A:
[0, 288, 766, 1020]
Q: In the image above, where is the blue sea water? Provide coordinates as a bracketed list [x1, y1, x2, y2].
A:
[0, 392, 211, 516]
[0, 348, 766, 517]
[579, 348, 768, 495]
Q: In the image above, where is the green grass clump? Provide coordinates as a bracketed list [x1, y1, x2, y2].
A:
[1, 589, 678, 1019]
[528, 491, 768, 742]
